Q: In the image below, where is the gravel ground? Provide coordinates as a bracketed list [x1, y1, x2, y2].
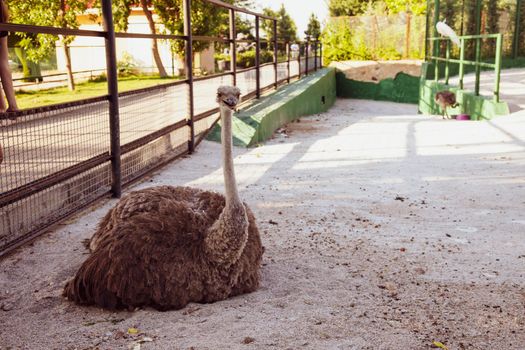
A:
[1, 99, 525, 350]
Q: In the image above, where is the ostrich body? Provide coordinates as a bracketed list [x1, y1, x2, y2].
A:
[435, 90, 459, 119]
[63, 86, 263, 311]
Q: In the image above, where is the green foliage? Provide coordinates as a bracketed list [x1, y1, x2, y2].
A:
[321, 19, 371, 64]
[305, 14, 321, 39]
[117, 52, 139, 77]
[261, 5, 298, 42]
[328, 0, 372, 16]
[328, 0, 425, 16]
[383, 0, 426, 15]
[8, 0, 87, 62]
[153, 0, 227, 55]
[213, 49, 273, 68]
[235, 50, 273, 68]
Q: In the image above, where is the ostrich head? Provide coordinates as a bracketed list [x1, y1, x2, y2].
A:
[217, 86, 241, 111]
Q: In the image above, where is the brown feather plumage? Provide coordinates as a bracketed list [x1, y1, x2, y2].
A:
[63, 186, 263, 311]
[435, 91, 459, 119]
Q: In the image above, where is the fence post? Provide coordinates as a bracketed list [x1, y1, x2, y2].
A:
[474, 0, 482, 96]
[513, 0, 522, 58]
[319, 43, 322, 68]
[183, 0, 195, 153]
[255, 16, 260, 98]
[432, 0, 440, 59]
[101, 0, 121, 198]
[459, 38, 465, 89]
[434, 39, 439, 82]
[287, 42, 290, 83]
[314, 40, 318, 71]
[305, 37, 310, 75]
[229, 9, 237, 86]
[494, 33, 502, 102]
[273, 19, 278, 89]
[445, 40, 450, 85]
[297, 41, 301, 79]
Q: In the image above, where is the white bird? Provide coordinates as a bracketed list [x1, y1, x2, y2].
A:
[436, 19, 460, 46]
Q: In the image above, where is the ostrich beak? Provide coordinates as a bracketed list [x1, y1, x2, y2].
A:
[222, 97, 239, 110]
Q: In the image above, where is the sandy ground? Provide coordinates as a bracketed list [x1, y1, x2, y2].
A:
[1, 99, 525, 350]
[330, 60, 422, 82]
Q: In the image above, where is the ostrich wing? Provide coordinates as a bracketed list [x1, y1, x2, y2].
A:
[436, 21, 460, 46]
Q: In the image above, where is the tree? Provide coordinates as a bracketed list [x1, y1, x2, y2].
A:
[328, 0, 372, 17]
[261, 5, 297, 43]
[106, 0, 167, 77]
[383, 0, 426, 15]
[305, 13, 321, 40]
[8, 0, 87, 90]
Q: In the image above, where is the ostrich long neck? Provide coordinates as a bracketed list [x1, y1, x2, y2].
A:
[203, 105, 249, 267]
[221, 107, 241, 207]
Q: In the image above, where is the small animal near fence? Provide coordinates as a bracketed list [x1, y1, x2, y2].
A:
[0, 0, 322, 257]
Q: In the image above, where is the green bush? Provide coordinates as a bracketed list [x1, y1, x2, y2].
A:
[237, 50, 274, 68]
[117, 52, 139, 77]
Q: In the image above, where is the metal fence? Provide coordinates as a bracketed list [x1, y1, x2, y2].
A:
[0, 0, 322, 257]
[427, 33, 503, 101]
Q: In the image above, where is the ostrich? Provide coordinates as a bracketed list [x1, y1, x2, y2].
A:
[63, 86, 264, 311]
[435, 90, 459, 119]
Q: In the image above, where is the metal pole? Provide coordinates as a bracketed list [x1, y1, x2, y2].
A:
[432, 0, 440, 59]
[101, 0, 121, 198]
[297, 41, 301, 79]
[319, 43, 323, 68]
[286, 42, 290, 83]
[183, 0, 195, 152]
[474, 0, 482, 96]
[314, 40, 318, 71]
[424, 0, 431, 59]
[229, 9, 237, 86]
[255, 16, 260, 98]
[273, 19, 278, 89]
[459, 38, 465, 89]
[305, 37, 310, 75]
[494, 33, 502, 102]
[513, 0, 522, 58]
[445, 40, 450, 85]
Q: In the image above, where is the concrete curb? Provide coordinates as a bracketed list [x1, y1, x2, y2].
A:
[207, 68, 337, 147]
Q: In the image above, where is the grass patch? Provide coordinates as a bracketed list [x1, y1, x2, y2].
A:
[15, 75, 181, 109]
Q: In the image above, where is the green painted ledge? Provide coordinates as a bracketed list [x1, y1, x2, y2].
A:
[336, 71, 420, 104]
[207, 67, 336, 147]
[418, 63, 510, 120]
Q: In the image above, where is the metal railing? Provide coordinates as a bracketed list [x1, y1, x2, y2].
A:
[426, 33, 503, 102]
[0, 0, 322, 257]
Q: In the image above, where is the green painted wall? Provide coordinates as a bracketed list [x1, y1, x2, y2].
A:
[208, 68, 337, 147]
[418, 63, 510, 120]
[336, 71, 420, 104]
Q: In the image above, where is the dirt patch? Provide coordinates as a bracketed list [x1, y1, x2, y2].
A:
[331, 60, 422, 82]
[1, 99, 525, 349]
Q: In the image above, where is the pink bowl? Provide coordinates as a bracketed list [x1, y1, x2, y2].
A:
[456, 114, 470, 121]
